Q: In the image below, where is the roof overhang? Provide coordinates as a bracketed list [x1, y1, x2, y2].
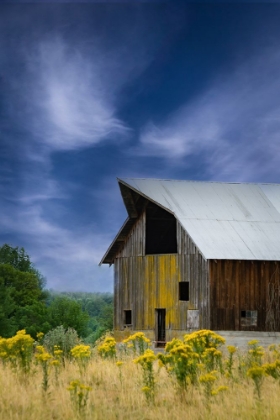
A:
[99, 217, 136, 265]
[99, 178, 175, 265]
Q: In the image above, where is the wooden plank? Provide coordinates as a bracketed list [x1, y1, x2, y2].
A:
[115, 216, 210, 337]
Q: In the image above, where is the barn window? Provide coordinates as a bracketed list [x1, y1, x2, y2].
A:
[240, 310, 257, 327]
[124, 310, 132, 326]
[145, 203, 177, 254]
[179, 282, 189, 301]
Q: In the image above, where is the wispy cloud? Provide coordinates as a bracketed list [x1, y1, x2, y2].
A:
[24, 38, 130, 152]
[0, 6, 164, 291]
[138, 46, 280, 182]
[0, 195, 113, 292]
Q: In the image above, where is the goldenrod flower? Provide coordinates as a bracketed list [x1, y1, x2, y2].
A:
[227, 345, 237, 354]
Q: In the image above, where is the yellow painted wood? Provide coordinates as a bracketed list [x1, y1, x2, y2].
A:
[114, 215, 209, 338]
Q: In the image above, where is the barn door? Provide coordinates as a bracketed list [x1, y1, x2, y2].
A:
[156, 309, 166, 347]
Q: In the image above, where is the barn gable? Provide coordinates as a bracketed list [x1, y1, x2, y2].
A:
[101, 178, 280, 337]
[116, 178, 280, 261]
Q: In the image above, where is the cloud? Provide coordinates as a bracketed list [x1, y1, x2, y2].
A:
[0, 9, 166, 291]
[138, 46, 280, 182]
[24, 38, 130, 152]
[0, 196, 113, 292]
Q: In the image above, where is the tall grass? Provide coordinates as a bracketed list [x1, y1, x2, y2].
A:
[0, 330, 280, 419]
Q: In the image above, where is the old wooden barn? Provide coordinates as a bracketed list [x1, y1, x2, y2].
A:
[100, 178, 280, 343]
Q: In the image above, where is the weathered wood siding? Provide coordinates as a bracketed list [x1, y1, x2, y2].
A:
[114, 210, 210, 340]
[210, 260, 280, 331]
[177, 223, 210, 329]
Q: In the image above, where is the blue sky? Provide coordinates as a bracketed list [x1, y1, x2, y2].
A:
[1, 2, 280, 292]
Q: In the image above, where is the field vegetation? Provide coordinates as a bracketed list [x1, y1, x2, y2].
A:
[1, 329, 280, 419]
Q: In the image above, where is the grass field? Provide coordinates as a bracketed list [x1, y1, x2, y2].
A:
[0, 330, 280, 420]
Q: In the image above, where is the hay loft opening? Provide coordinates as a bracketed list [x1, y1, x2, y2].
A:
[145, 202, 177, 255]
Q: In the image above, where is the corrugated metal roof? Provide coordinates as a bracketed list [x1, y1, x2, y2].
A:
[117, 178, 280, 261]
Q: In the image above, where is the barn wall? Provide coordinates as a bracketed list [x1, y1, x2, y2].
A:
[210, 260, 280, 332]
[114, 211, 210, 341]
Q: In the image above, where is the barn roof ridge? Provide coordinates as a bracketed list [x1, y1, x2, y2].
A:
[118, 177, 280, 186]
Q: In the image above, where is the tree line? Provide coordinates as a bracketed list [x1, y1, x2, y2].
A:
[0, 244, 113, 342]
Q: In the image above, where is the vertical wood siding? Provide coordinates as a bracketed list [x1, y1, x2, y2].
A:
[114, 213, 210, 339]
[210, 260, 280, 331]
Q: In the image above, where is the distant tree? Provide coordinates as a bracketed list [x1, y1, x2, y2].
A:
[46, 291, 113, 342]
[0, 244, 48, 337]
[0, 244, 46, 290]
[15, 302, 51, 337]
[0, 244, 32, 272]
[99, 304, 113, 331]
[48, 297, 89, 337]
[0, 276, 16, 336]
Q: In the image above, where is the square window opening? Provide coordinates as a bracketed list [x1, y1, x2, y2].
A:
[240, 310, 257, 327]
[124, 310, 132, 326]
[179, 282, 189, 301]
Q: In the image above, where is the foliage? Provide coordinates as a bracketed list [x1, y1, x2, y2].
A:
[263, 360, 280, 381]
[225, 345, 237, 377]
[43, 326, 80, 360]
[0, 245, 113, 341]
[247, 340, 265, 367]
[2, 330, 280, 419]
[47, 291, 113, 341]
[134, 349, 156, 403]
[158, 330, 225, 393]
[158, 339, 199, 390]
[71, 344, 91, 375]
[15, 302, 51, 337]
[48, 297, 89, 337]
[0, 329, 34, 374]
[0, 244, 47, 338]
[184, 329, 225, 357]
[0, 244, 35, 272]
[35, 345, 53, 392]
[199, 370, 218, 399]
[0, 276, 16, 337]
[247, 366, 265, 400]
[97, 336, 116, 359]
[0, 244, 46, 289]
[67, 380, 92, 416]
[123, 332, 150, 355]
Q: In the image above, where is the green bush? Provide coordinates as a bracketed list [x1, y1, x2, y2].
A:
[43, 326, 80, 360]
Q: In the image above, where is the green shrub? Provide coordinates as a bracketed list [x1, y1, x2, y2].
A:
[43, 325, 80, 360]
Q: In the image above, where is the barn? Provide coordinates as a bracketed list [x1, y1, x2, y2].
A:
[100, 178, 280, 344]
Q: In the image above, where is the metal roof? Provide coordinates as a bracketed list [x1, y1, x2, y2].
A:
[108, 178, 280, 261]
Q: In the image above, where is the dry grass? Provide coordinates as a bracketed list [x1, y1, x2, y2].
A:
[1, 346, 280, 420]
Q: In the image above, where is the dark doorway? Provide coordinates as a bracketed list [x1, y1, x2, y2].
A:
[156, 309, 166, 347]
[124, 310, 132, 326]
